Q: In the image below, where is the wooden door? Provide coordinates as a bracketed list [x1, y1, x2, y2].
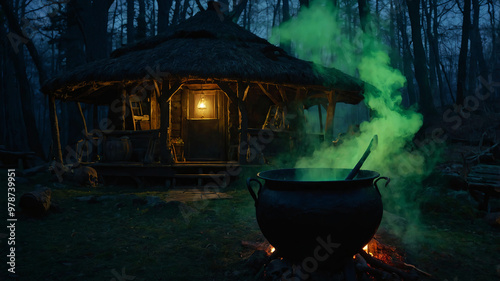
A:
[183, 90, 227, 161]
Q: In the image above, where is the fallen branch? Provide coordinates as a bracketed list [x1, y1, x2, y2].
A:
[394, 261, 432, 277]
[466, 142, 499, 162]
[20, 163, 49, 177]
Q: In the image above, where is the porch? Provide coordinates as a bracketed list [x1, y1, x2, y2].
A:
[88, 160, 241, 189]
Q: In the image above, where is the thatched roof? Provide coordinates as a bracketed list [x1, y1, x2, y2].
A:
[42, 9, 366, 104]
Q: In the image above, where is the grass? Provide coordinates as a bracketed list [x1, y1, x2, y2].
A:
[1, 169, 499, 281]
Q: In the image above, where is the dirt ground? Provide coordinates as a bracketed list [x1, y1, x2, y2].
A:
[0, 159, 499, 281]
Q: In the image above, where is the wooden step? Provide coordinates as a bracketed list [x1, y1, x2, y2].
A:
[170, 173, 230, 188]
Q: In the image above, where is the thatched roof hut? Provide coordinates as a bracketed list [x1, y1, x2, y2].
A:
[42, 7, 365, 104]
[43, 5, 369, 166]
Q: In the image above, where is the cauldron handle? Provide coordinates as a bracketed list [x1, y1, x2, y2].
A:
[246, 178, 262, 205]
[373, 177, 390, 197]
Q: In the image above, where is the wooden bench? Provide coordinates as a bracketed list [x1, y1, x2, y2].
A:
[466, 164, 500, 212]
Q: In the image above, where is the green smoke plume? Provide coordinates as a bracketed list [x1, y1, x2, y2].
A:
[272, 0, 439, 243]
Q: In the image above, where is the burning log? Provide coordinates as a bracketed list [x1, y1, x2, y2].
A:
[354, 254, 398, 280]
[359, 250, 420, 281]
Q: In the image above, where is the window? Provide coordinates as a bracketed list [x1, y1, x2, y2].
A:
[189, 91, 217, 119]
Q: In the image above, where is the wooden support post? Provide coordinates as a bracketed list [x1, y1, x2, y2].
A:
[126, 95, 137, 131]
[277, 85, 289, 103]
[117, 88, 127, 130]
[159, 82, 182, 164]
[318, 103, 324, 132]
[92, 104, 99, 161]
[76, 102, 88, 136]
[324, 91, 338, 143]
[217, 81, 249, 164]
[237, 82, 250, 164]
[49, 94, 63, 165]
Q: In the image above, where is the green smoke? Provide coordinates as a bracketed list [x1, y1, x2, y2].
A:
[273, 0, 439, 243]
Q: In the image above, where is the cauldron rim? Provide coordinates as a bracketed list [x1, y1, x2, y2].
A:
[257, 168, 380, 183]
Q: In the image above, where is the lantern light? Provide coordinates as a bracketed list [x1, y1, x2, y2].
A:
[197, 95, 207, 109]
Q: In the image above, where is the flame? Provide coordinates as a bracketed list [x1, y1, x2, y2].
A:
[363, 244, 374, 256]
[197, 96, 207, 109]
[266, 245, 276, 256]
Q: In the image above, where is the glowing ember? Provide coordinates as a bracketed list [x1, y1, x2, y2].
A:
[266, 245, 276, 256]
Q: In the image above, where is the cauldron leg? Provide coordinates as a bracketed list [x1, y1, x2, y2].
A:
[343, 259, 357, 281]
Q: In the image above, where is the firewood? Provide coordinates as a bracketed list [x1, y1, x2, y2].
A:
[355, 254, 399, 280]
[19, 186, 51, 216]
[359, 251, 419, 281]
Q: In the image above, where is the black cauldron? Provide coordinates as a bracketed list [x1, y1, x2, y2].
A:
[247, 168, 388, 269]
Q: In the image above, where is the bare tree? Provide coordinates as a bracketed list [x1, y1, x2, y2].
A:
[456, 0, 471, 103]
[127, 0, 135, 44]
[157, 0, 173, 33]
[137, 0, 147, 40]
[406, 0, 436, 117]
[0, 0, 63, 163]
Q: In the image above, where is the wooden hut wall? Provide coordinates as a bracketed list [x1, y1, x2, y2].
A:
[169, 90, 183, 141]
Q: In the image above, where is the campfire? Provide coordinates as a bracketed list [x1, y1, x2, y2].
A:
[243, 236, 430, 281]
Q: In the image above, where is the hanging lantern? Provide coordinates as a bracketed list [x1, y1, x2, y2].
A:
[197, 95, 207, 109]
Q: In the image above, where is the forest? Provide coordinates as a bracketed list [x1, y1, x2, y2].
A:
[1, 1, 500, 281]
[0, 0, 499, 161]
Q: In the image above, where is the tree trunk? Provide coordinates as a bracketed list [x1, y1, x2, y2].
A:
[471, 0, 488, 81]
[424, 0, 438, 105]
[65, 0, 85, 67]
[137, 0, 147, 40]
[467, 0, 479, 96]
[180, 0, 191, 23]
[357, 0, 370, 33]
[230, 0, 249, 23]
[172, 0, 181, 25]
[157, 0, 173, 33]
[299, 0, 309, 9]
[279, 0, 291, 54]
[272, 0, 281, 27]
[76, 0, 114, 61]
[456, 0, 471, 103]
[396, 1, 416, 106]
[0, 15, 43, 156]
[406, 0, 436, 118]
[432, 0, 446, 106]
[0, 0, 55, 156]
[127, 0, 135, 44]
